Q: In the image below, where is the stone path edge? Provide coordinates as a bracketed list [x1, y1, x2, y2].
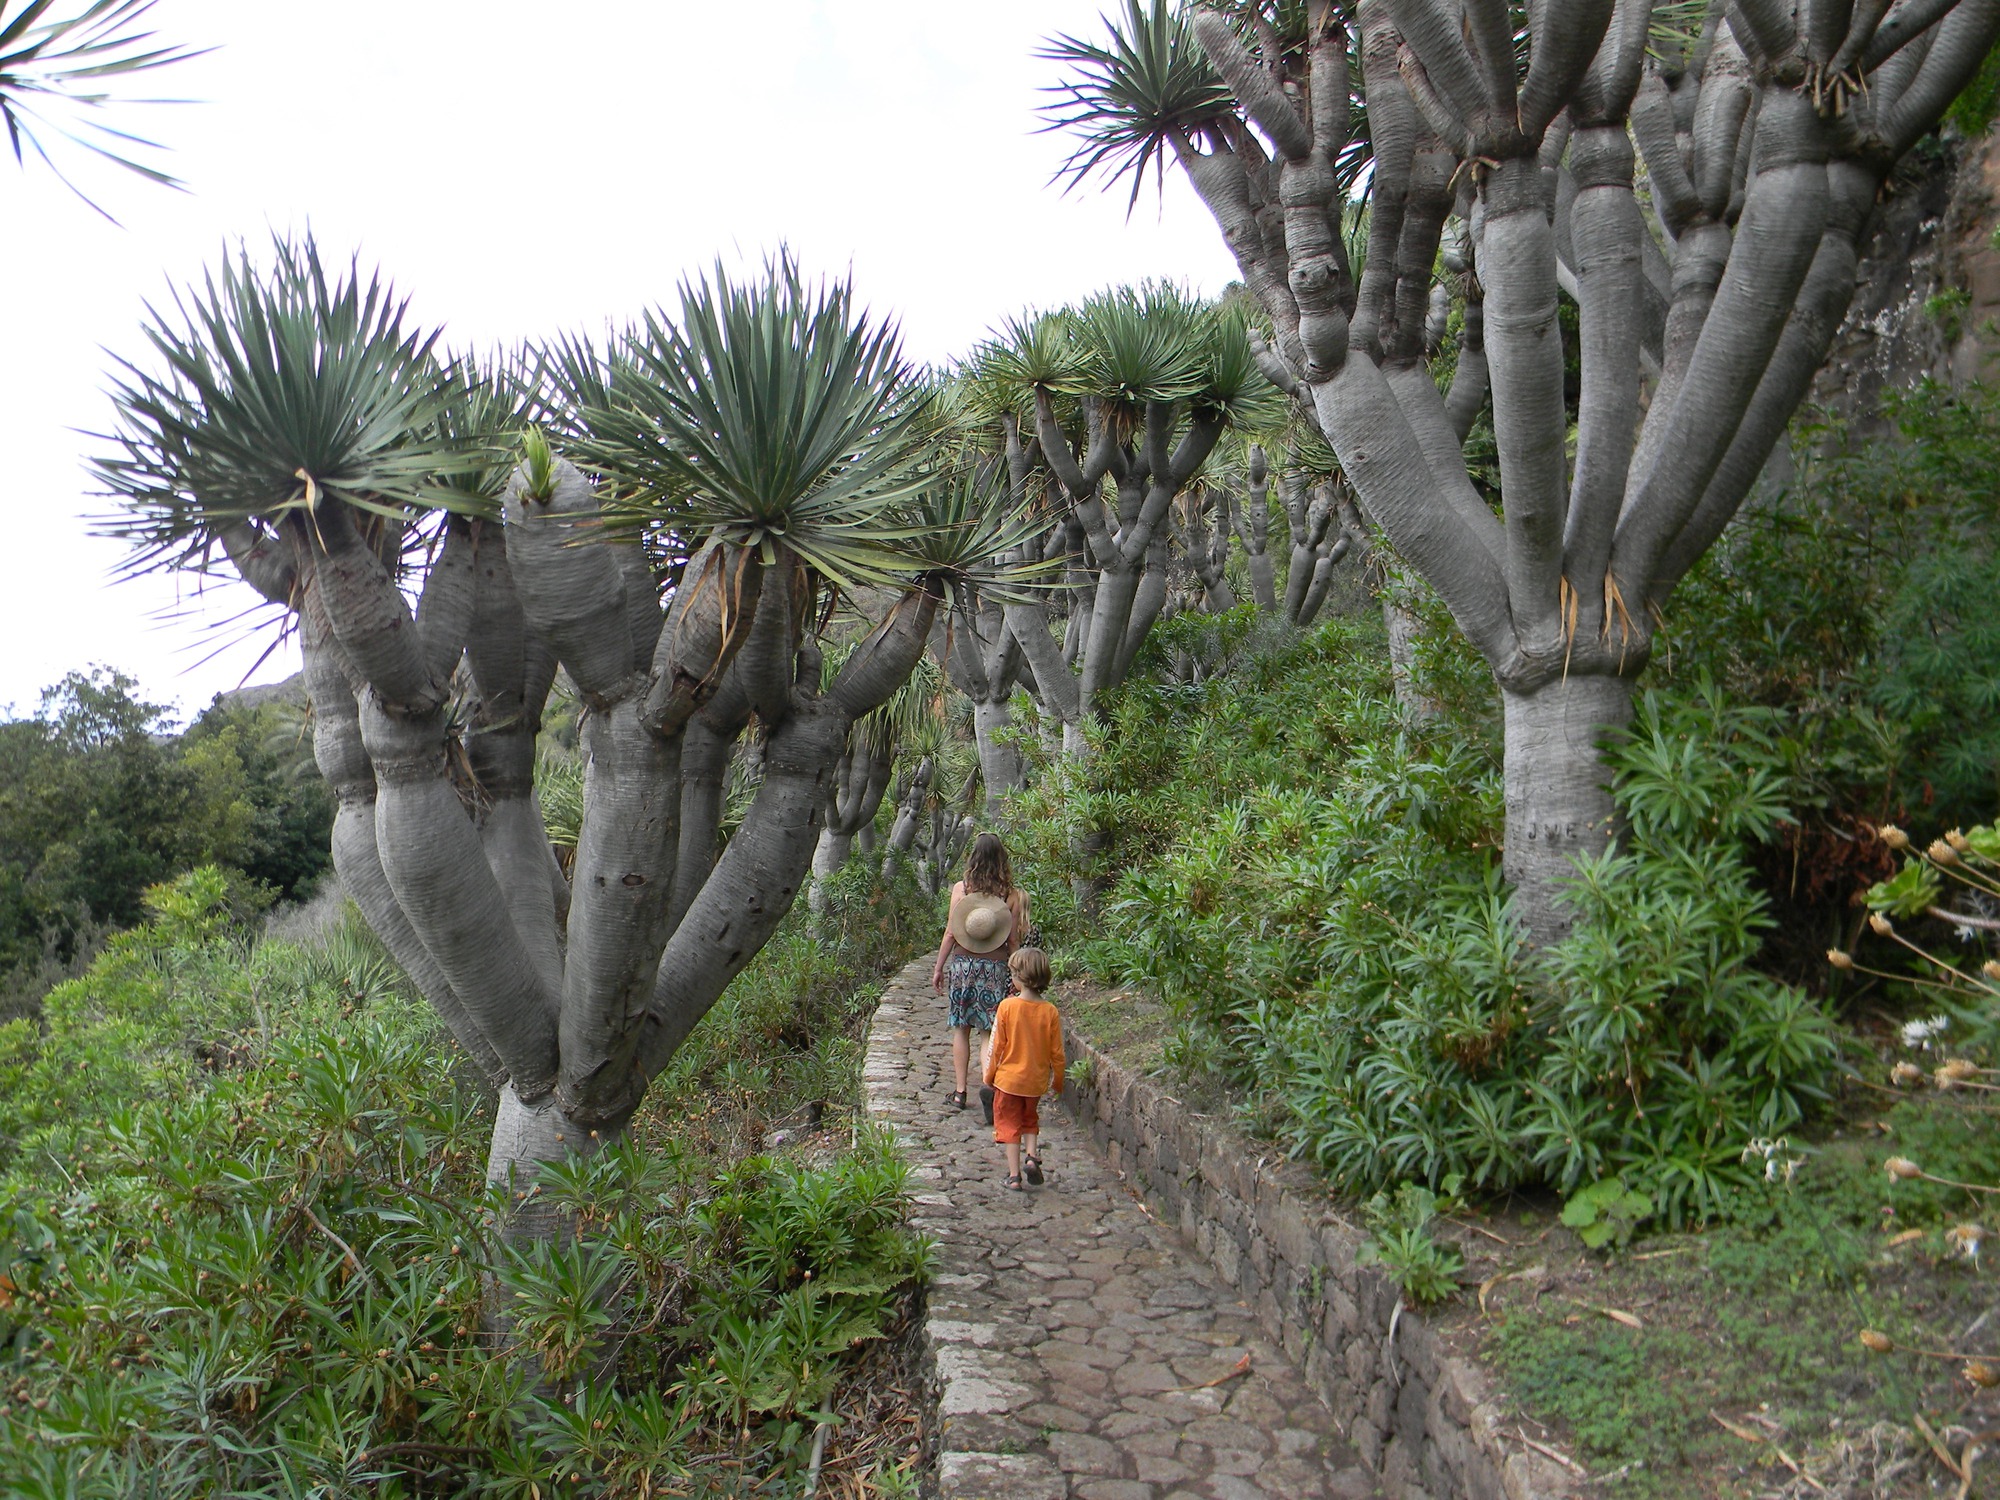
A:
[1057, 1024, 1578, 1500]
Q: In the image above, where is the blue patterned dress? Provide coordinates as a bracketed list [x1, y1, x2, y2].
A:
[946, 952, 1011, 1032]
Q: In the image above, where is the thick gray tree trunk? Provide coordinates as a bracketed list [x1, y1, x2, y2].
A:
[934, 594, 1026, 814]
[1502, 674, 1635, 942]
[223, 465, 942, 1209]
[809, 740, 892, 917]
[971, 700, 1022, 805]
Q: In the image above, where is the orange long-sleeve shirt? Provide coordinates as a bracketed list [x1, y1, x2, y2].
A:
[984, 994, 1064, 1099]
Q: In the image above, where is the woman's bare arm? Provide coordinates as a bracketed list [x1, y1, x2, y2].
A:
[933, 882, 964, 991]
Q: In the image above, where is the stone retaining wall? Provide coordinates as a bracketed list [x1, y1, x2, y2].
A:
[1061, 1026, 1578, 1500]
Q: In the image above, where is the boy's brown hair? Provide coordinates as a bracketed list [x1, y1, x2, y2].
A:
[1009, 946, 1051, 995]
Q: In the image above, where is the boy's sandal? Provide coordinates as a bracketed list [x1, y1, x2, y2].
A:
[1023, 1154, 1044, 1186]
[1004, 1173, 1024, 1191]
[944, 1090, 967, 1111]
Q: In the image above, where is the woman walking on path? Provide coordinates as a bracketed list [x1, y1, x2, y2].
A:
[932, 833, 1031, 1115]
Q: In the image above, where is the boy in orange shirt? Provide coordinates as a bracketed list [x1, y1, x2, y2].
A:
[983, 947, 1063, 1190]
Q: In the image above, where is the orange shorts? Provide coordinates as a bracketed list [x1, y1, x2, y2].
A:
[992, 1090, 1040, 1143]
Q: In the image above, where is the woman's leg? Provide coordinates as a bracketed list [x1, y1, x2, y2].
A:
[951, 1025, 970, 1094]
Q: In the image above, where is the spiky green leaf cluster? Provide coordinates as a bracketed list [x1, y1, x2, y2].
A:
[889, 463, 1060, 605]
[0, 0, 206, 214]
[572, 258, 939, 593]
[1039, 0, 1235, 210]
[970, 282, 1287, 435]
[93, 236, 492, 577]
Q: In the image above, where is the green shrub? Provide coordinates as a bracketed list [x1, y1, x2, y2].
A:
[1026, 620, 1841, 1226]
[0, 854, 932, 1495]
[0, 670, 331, 982]
[1662, 381, 2000, 835]
[1356, 1180, 1465, 1305]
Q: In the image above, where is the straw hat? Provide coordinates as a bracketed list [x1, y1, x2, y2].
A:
[948, 891, 1014, 955]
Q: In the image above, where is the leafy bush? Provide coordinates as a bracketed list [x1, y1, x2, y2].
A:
[1663, 381, 2000, 836]
[0, 867, 272, 1163]
[1023, 621, 1840, 1226]
[0, 863, 932, 1496]
[0, 669, 331, 1004]
[1356, 1180, 1464, 1305]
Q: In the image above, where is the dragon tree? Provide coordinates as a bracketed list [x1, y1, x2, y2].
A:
[1049, 0, 2000, 943]
[95, 242, 1023, 1225]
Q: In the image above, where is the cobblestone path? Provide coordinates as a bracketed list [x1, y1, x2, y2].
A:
[864, 960, 1377, 1500]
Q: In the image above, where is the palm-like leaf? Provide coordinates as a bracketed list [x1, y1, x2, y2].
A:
[860, 652, 945, 759]
[578, 256, 934, 593]
[93, 236, 489, 576]
[887, 464, 1060, 606]
[1039, 0, 1235, 210]
[432, 349, 539, 507]
[527, 328, 639, 448]
[971, 311, 1080, 412]
[1284, 416, 1344, 483]
[1192, 301, 1290, 429]
[1061, 284, 1207, 409]
[0, 0, 204, 214]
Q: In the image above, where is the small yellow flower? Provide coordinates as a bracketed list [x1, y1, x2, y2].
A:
[1828, 948, 1854, 970]
[1966, 1360, 2000, 1389]
[1886, 1156, 1923, 1180]
[1931, 839, 1961, 865]
[1870, 912, 1894, 936]
[1860, 1329, 1895, 1353]
[1947, 829, 1971, 853]
[1891, 1062, 1926, 1088]
[1881, 825, 1911, 850]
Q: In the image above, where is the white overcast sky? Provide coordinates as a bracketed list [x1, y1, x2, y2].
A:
[0, 0, 1237, 724]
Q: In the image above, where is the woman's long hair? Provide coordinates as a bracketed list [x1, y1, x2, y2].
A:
[962, 832, 1013, 898]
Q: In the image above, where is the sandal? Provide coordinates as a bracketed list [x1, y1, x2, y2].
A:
[979, 1086, 995, 1126]
[944, 1090, 967, 1112]
[1023, 1153, 1044, 1186]
[1004, 1173, 1024, 1191]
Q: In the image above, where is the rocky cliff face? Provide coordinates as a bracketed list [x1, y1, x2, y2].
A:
[1813, 126, 2000, 432]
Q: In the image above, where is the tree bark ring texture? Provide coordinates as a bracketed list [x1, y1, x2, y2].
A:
[1501, 673, 1637, 947]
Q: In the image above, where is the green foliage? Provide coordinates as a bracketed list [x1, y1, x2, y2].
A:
[1561, 1176, 1654, 1252]
[1490, 1316, 1724, 1478]
[0, 670, 329, 986]
[0, 852, 930, 1496]
[1037, 0, 1235, 211]
[1356, 1180, 1464, 1305]
[1495, 1096, 2000, 1492]
[1870, 549, 2000, 813]
[0, 0, 206, 210]
[1020, 624, 1839, 1228]
[0, 867, 266, 1162]
[1664, 381, 2000, 834]
[581, 255, 935, 592]
[1947, 38, 2000, 136]
[94, 234, 492, 576]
